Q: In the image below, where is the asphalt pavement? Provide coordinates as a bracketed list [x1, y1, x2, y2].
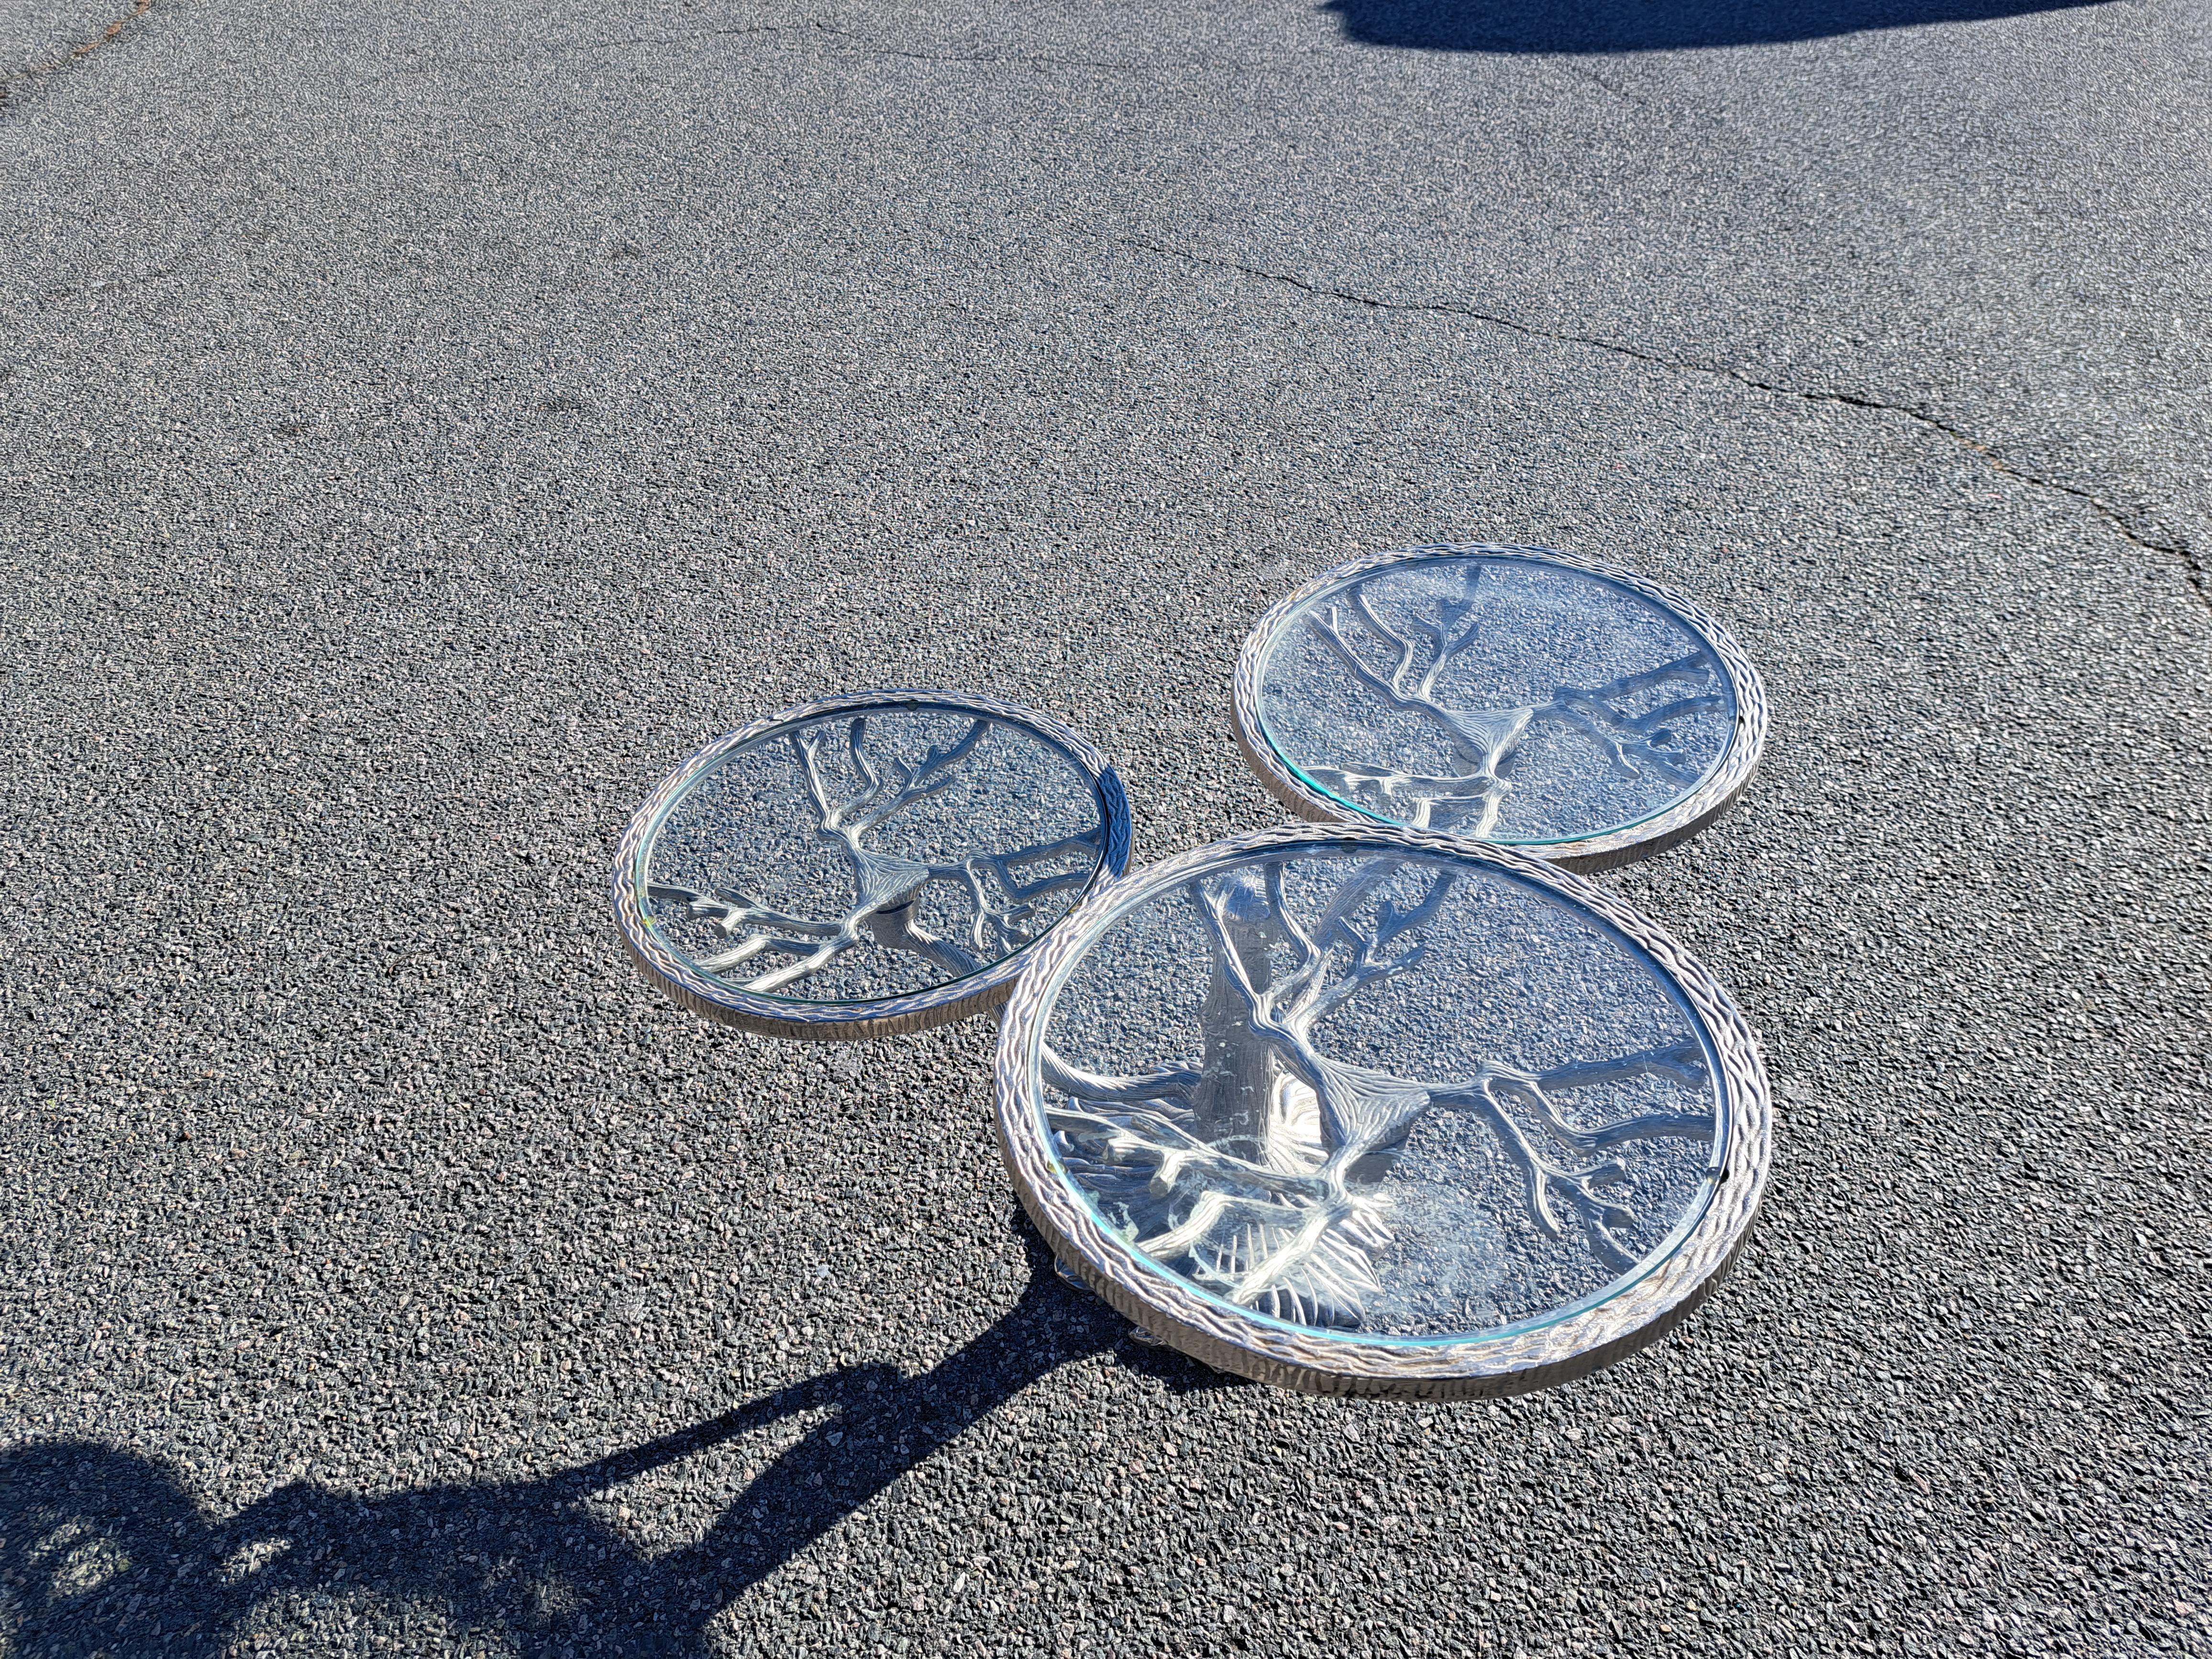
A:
[1, 0, 2208, 1653]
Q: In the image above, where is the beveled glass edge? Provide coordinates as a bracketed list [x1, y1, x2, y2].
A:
[612, 690, 1133, 1041]
[994, 821, 1773, 1397]
[1229, 543, 1770, 874]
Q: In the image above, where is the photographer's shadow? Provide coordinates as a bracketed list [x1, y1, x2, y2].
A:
[0, 1226, 1230, 1657]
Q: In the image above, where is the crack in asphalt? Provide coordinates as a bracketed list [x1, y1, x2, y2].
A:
[34, 262, 179, 305]
[1538, 57, 1656, 109]
[1, 0, 156, 107]
[798, 22, 1152, 71]
[1101, 229, 2208, 607]
[445, 19, 1150, 75]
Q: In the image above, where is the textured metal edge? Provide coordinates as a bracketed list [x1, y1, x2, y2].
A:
[611, 689, 1133, 1042]
[994, 820, 1772, 1397]
[1228, 542, 1771, 874]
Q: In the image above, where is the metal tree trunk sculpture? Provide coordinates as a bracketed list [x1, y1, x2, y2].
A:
[1044, 855, 1715, 1328]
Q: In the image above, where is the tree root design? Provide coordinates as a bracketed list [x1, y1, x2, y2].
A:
[1305, 565, 1725, 834]
[1043, 856, 1715, 1327]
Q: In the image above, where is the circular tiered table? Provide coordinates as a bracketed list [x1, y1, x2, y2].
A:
[995, 823, 1770, 1397]
[1234, 543, 1767, 870]
[615, 691, 1131, 1040]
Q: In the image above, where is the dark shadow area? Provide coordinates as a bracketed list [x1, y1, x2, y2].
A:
[0, 1221, 1239, 1657]
[1325, 0, 2114, 52]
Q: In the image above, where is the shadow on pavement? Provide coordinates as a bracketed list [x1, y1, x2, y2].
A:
[0, 1223, 1236, 1657]
[1326, 0, 2114, 52]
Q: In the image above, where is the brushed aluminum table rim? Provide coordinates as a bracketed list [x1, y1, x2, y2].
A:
[994, 820, 1773, 1397]
[614, 688, 1133, 1041]
[1230, 542, 1771, 874]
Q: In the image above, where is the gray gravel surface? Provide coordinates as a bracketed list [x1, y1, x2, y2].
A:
[0, 0, 142, 97]
[2, 0, 2209, 1653]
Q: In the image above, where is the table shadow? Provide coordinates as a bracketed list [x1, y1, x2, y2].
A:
[0, 1223, 1234, 1657]
[1325, 0, 2115, 51]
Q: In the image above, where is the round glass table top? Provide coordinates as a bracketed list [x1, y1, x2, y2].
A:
[614, 691, 1130, 1039]
[995, 824, 1770, 1396]
[1234, 543, 1767, 871]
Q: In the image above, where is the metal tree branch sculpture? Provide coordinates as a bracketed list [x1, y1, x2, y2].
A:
[1044, 856, 1714, 1328]
[652, 717, 1102, 994]
[1305, 567, 1726, 835]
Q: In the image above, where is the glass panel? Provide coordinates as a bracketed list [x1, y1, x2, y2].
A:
[1038, 845, 1721, 1339]
[1256, 555, 1735, 845]
[642, 705, 1106, 1005]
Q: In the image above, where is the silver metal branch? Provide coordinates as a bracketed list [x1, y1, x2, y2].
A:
[1545, 658, 1725, 786]
[845, 719, 987, 834]
[1040, 1045, 1202, 1109]
[1427, 1043, 1714, 1269]
[1047, 861, 1715, 1324]
[1306, 569, 1725, 834]
[960, 834, 1102, 957]
[657, 717, 1100, 994]
[1305, 869, 1453, 1026]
